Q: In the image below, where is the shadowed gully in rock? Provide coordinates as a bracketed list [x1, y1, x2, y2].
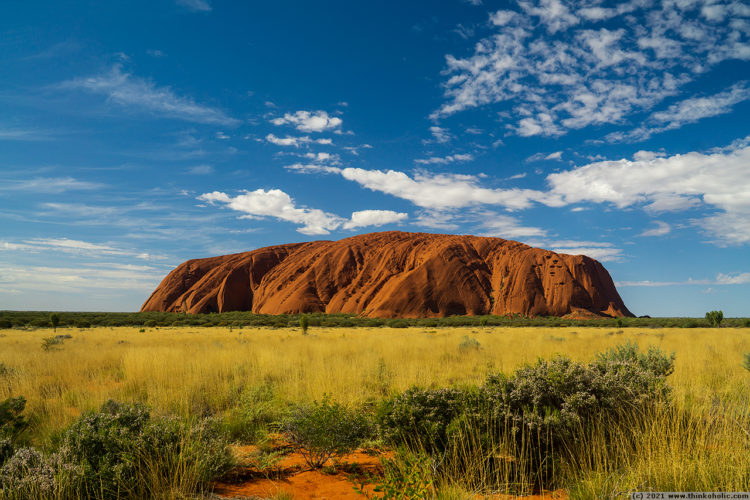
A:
[141, 231, 632, 318]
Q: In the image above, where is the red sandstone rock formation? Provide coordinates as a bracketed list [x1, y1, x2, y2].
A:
[141, 231, 633, 318]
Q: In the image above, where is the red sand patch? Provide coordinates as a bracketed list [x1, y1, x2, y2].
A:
[214, 446, 383, 499]
[213, 445, 567, 500]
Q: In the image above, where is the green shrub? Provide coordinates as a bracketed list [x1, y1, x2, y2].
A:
[743, 353, 750, 373]
[223, 384, 288, 443]
[0, 320, 10, 330]
[361, 450, 433, 499]
[75, 320, 91, 329]
[284, 396, 371, 468]
[299, 314, 309, 335]
[377, 387, 470, 453]
[387, 319, 409, 328]
[55, 400, 233, 498]
[0, 397, 27, 442]
[0, 447, 56, 498]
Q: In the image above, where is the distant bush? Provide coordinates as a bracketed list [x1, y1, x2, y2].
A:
[458, 336, 481, 352]
[299, 315, 309, 335]
[387, 319, 409, 328]
[705, 310, 724, 327]
[0, 321, 10, 330]
[284, 396, 371, 468]
[743, 352, 750, 373]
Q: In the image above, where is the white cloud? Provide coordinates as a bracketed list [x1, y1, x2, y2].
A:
[176, 0, 211, 12]
[526, 151, 563, 162]
[0, 177, 104, 193]
[434, 0, 750, 137]
[617, 272, 750, 287]
[639, 221, 671, 237]
[518, 0, 579, 33]
[414, 153, 474, 165]
[59, 65, 238, 125]
[337, 167, 560, 210]
[198, 189, 406, 235]
[271, 110, 342, 133]
[549, 240, 623, 262]
[187, 164, 214, 175]
[0, 128, 54, 141]
[428, 126, 452, 143]
[481, 213, 547, 238]
[547, 137, 750, 244]
[608, 82, 750, 142]
[342, 210, 408, 229]
[265, 133, 331, 147]
[0, 237, 159, 260]
[0, 264, 160, 293]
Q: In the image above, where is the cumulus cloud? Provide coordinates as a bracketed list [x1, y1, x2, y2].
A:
[434, 0, 750, 137]
[59, 65, 238, 125]
[198, 189, 406, 235]
[546, 137, 750, 244]
[343, 210, 408, 229]
[271, 110, 342, 133]
[337, 167, 561, 210]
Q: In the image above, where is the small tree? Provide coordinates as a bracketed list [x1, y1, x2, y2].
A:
[705, 310, 724, 327]
[49, 313, 60, 333]
[299, 315, 309, 335]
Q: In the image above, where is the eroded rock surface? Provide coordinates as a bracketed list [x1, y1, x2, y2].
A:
[141, 231, 632, 318]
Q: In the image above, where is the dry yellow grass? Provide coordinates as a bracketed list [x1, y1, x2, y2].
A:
[2, 325, 749, 445]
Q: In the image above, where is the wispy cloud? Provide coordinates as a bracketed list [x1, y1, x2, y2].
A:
[617, 272, 750, 287]
[607, 82, 750, 142]
[0, 177, 104, 193]
[176, 0, 212, 12]
[0, 237, 164, 260]
[0, 128, 55, 141]
[414, 153, 474, 165]
[265, 134, 332, 147]
[59, 65, 238, 125]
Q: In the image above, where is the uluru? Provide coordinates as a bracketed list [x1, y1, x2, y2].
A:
[141, 231, 632, 318]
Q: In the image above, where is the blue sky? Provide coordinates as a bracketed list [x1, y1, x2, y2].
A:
[1, 0, 749, 316]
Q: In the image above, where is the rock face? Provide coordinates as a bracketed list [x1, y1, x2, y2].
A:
[141, 231, 633, 318]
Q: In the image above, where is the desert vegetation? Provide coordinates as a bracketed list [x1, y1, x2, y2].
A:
[0, 324, 749, 498]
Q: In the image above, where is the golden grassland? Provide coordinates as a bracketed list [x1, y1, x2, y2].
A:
[1, 325, 748, 438]
[2, 325, 750, 495]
